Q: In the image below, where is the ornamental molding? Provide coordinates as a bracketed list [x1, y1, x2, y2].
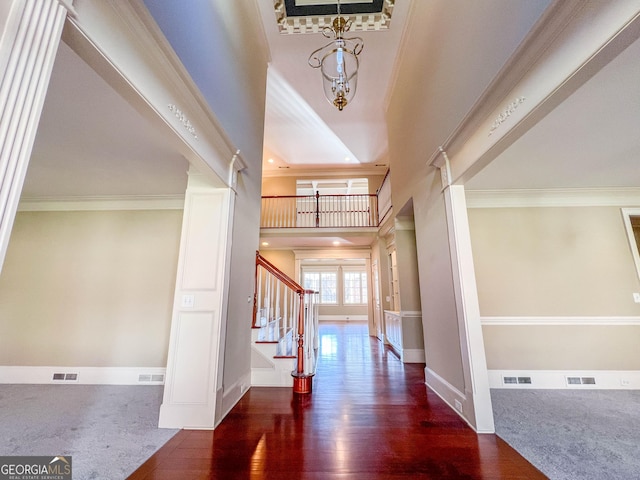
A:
[168, 104, 198, 139]
[488, 97, 526, 136]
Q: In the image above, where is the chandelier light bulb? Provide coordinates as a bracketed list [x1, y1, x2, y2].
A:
[307, 2, 364, 111]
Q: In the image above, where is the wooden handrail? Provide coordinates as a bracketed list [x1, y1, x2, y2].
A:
[255, 251, 303, 293]
[253, 251, 318, 394]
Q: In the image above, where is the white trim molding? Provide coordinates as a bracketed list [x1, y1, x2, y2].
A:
[0, 366, 166, 385]
[425, 367, 494, 433]
[466, 188, 640, 209]
[18, 195, 185, 211]
[489, 369, 640, 390]
[481, 316, 640, 326]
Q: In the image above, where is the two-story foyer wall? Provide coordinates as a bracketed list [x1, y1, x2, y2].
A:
[0, 209, 182, 370]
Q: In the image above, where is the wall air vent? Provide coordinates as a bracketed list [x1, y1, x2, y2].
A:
[503, 376, 532, 385]
[52, 372, 78, 382]
[566, 376, 596, 386]
[138, 373, 165, 384]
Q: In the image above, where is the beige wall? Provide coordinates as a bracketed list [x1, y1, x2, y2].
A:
[469, 205, 640, 371]
[469, 206, 640, 316]
[395, 228, 422, 312]
[261, 249, 296, 279]
[483, 325, 640, 370]
[0, 209, 182, 367]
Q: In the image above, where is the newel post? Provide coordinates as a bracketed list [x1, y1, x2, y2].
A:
[292, 290, 312, 393]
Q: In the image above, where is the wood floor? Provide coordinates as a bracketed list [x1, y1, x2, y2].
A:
[129, 323, 546, 479]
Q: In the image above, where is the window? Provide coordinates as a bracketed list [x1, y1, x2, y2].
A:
[622, 208, 640, 282]
[343, 270, 367, 304]
[303, 271, 337, 304]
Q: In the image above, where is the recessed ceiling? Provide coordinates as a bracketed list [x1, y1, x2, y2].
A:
[274, 0, 395, 34]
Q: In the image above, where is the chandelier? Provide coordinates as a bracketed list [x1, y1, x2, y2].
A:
[307, 1, 364, 111]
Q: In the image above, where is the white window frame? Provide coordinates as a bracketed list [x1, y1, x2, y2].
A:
[621, 208, 640, 282]
[342, 267, 368, 305]
[302, 266, 339, 304]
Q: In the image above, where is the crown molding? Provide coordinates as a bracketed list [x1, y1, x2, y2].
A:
[466, 188, 640, 208]
[262, 165, 388, 178]
[18, 195, 185, 212]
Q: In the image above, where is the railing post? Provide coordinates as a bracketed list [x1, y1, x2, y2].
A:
[315, 191, 320, 227]
[293, 290, 313, 394]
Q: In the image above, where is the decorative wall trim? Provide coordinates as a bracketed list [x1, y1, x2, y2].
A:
[167, 104, 198, 139]
[17, 195, 185, 211]
[481, 316, 640, 326]
[0, 366, 166, 385]
[466, 188, 640, 208]
[488, 97, 526, 136]
[489, 369, 640, 390]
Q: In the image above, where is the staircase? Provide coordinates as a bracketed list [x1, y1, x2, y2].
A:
[251, 251, 319, 392]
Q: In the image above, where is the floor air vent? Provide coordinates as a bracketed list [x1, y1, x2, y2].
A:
[503, 376, 532, 385]
[52, 373, 78, 381]
[566, 376, 596, 386]
[138, 374, 165, 383]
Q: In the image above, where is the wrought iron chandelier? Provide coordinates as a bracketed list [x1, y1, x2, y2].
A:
[307, 0, 364, 111]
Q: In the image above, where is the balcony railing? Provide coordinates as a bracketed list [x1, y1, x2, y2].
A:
[261, 193, 379, 228]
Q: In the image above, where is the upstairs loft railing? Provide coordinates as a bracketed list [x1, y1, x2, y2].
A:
[253, 251, 319, 393]
[261, 193, 379, 228]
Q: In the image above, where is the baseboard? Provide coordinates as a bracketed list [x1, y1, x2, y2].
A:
[489, 369, 640, 389]
[215, 371, 251, 427]
[0, 366, 166, 385]
[319, 315, 367, 321]
[401, 348, 426, 363]
[424, 367, 475, 429]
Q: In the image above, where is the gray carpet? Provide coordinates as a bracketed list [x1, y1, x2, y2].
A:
[0, 385, 178, 479]
[492, 389, 640, 480]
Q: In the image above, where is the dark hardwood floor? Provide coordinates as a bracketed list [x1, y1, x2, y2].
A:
[129, 322, 546, 479]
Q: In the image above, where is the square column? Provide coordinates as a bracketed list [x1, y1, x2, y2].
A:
[159, 170, 232, 429]
[0, 0, 70, 269]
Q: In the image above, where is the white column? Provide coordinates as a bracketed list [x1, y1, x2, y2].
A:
[0, 0, 70, 269]
[159, 170, 232, 429]
[433, 150, 495, 433]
